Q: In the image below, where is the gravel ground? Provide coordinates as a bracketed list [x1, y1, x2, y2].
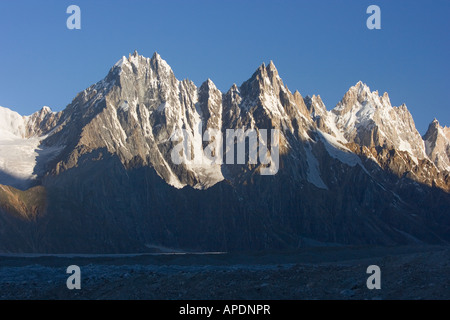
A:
[0, 246, 448, 300]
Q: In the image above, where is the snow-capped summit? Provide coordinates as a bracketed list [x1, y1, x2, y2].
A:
[333, 81, 390, 116]
[111, 51, 173, 79]
[332, 81, 426, 161]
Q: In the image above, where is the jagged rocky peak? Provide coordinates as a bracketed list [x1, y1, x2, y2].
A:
[40, 105, 52, 113]
[334, 81, 387, 116]
[29, 106, 53, 121]
[198, 78, 223, 131]
[266, 60, 278, 78]
[425, 118, 449, 137]
[108, 51, 174, 82]
[234, 60, 312, 134]
[304, 94, 327, 118]
[351, 81, 389, 103]
[326, 81, 447, 191]
[199, 78, 218, 92]
[222, 83, 241, 123]
[149, 51, 173, 75]
[335, 81, 368, 111]
[26, 106, 61, 138]
[44, 51, 231, 190]
[332, 81, 424, 153]
[423, 119, 440, 145]
[106, 51, 180, 114]
[261, 60, 281, 85]
[291, 90, 312, 117]
[241, 60, 283, 92]
[199, 79, 221, 104]
[423, 118, 450, 172]
[303, 94, 313, 108]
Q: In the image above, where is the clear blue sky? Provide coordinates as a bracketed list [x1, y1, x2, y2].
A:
[0, 0, 448, 134]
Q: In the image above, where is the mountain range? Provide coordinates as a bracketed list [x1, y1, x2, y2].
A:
[0, 51, 449, 253]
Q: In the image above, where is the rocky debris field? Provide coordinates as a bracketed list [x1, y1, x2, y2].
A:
[0, 246, 448, 300]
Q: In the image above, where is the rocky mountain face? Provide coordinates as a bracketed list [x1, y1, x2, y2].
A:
[423, 119, 450, 173]
[0, 51, 449, 253]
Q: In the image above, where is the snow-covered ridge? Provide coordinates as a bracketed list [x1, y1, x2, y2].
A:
[0, 106, 28, 139]
[112, 51, 173, 77]
[1, 53, 448, 193]
[329, 81, 429, 161]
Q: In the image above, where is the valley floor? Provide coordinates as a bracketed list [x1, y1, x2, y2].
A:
[0, 246, 448, 300]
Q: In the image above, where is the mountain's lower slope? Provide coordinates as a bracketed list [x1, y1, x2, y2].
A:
[1, 145, 448, 253]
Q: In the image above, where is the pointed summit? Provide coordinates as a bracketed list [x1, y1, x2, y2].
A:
[423, 118, 450, 171]
[424, 119, 441, 139]
[41, 106, 52, 113]
[152, 51, 161, 60]
[245, 60, 283, 92]
[199, 78, 218, 92]
[267, 60, 279, 78]
[128, 50, 139, 60]
[148, 52, 174, 76]
[352, 81, 371, 94]
[267, 60, 277, 71]
[305, 94, 327, 117]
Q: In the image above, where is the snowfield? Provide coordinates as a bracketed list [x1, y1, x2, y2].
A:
[0, 106, 63, 189]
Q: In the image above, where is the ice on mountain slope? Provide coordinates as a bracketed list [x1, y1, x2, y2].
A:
[118, 100, 129, 112]
[304, 143, 328, 190]
[115, 56, 126, 67]
[0, 106, 28, 139]
[318, 131, 362, 168]
[304, 95, 348, 143]
[0, 106, 63, 189]
[0, 135, 41, 188]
